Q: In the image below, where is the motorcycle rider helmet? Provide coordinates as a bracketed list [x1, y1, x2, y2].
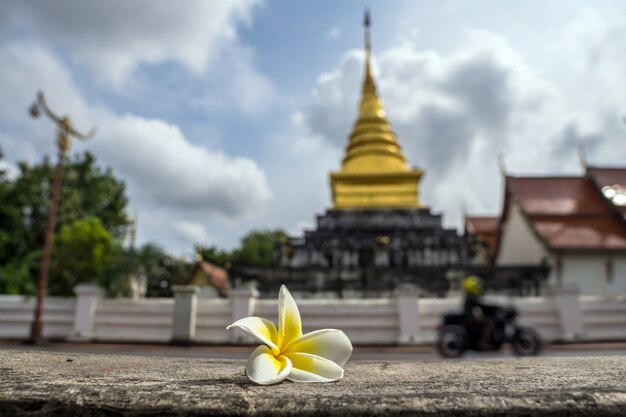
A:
[462, 275, 484, 295]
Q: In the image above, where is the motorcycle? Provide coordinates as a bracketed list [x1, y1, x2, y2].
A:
[436, 306, 542, 358]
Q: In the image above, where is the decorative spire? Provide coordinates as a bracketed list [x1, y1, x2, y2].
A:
[362, 9, 377, 101]
[345, 10, 396, 161]
[329, 12, 424, 209]
[364, 9, 371, 58]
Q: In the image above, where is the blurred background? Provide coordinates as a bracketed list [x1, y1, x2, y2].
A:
[1, 1, 626, 354]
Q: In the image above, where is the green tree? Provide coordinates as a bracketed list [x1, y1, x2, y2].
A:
[231, 229, 287, 267]
[98, 242, 193, 298]
[0, 251, 39, 295]
[49, 217, 113, 295]
[134, 243, 191, 297]
[0, 151, 129, 295]
[100, 243, 133, 297]
[195, 245, 232, 268]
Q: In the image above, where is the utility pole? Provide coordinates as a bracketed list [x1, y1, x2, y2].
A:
[27, 92, 96, 344]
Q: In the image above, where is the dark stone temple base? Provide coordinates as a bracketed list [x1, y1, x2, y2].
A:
[235, 209, 549, 298]
[236, 266, 452, 298]
[237, 208, 466, 297]
[288, 208, 474, 270]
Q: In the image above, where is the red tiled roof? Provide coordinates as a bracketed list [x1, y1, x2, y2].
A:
[466, 216, 499, 235]
[511, 177, 608, 215]
[587, 167, 626, 215]
[532, 215, 626, 250]
[587, 167, 626, 188]
[507, 176, 626, 250]
[191, 261, 229, 297]
[465, 216, 499, 263]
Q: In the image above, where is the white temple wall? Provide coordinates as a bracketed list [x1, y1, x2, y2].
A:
[496, 202, 548, 266]
[559, 254, 608, 295]
[549, 253, 626, 296]
[2, 287, 626, 345]
[611, 255, 626, 295]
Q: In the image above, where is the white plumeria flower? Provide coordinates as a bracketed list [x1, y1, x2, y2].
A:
[227, 285, 353, 385]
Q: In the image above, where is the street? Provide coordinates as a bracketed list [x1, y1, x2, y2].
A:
[2, 341, 626, 361]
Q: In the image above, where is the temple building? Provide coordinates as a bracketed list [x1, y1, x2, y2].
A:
[464, 216, 499, 265]
[467, 163, 626, 295]
[236, 13, 506, 297]
[186, 259, 229, 298]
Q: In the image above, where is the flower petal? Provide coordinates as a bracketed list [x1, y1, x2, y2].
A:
[277, 285, 302, 349]
[284, 352, 344, 382]
[245, 345, 292, 385]
[227, 317, 279, 355]
[284, 329, 353, 367]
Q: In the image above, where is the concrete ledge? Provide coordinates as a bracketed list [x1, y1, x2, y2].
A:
[1, 350, 625, 416]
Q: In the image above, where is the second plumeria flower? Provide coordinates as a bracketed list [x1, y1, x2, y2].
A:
[227, 285, 353, 385]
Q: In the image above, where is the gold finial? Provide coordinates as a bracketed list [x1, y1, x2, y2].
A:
[364, 9, 371, 55]
[362, 9, 376, 97]
[357, 9, 383, 118]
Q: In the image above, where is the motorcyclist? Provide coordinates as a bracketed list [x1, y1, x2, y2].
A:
[462, 275, 498, 350]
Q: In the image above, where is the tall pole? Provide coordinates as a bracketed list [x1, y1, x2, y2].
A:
[29, 148, 65, 343]
[27, 92, 96, 344]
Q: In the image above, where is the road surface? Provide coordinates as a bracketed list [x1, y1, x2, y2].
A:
[2, 340, 626, 360]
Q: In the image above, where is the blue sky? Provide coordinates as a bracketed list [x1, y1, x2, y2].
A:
[1, 1, 626, 256]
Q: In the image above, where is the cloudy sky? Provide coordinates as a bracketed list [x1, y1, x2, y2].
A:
[1, 1, 625, 255]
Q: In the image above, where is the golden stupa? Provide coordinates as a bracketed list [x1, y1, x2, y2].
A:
[330, 12, 424, 209]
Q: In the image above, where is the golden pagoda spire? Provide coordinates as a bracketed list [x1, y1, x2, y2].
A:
[330, 11, 424, 209]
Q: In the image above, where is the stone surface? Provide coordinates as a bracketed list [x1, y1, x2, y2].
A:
[1, 349, 625, 416]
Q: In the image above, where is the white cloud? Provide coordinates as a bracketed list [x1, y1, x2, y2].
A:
[0, 40, 271, 253]
[0, 42, 85, 120]
[214, 44, 275, 115]
[0, 0, 260, 86]
[91, 112, 271, 219]
[326, 27, 341, 39]
[172, 220, 211, 246]
[556, 9, 626, 113]
[3, 3, 626, 255]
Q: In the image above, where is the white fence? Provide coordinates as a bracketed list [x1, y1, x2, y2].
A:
[0, 296, 75, 340]
[0, 284, 624, 345]
[94, 298, 174, 343]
